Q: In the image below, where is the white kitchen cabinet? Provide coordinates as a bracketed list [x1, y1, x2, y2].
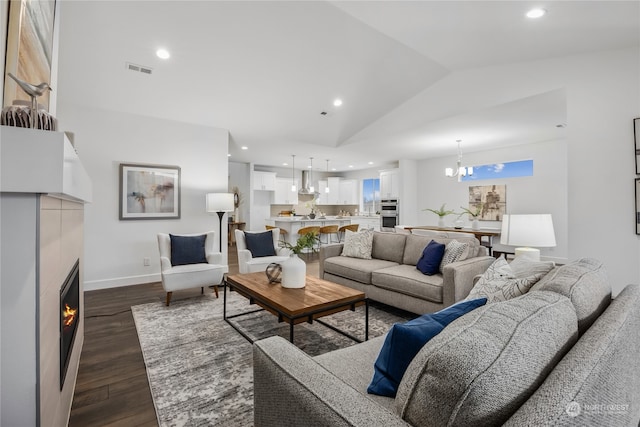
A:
[317, 180, 329, 205]
[253, 171, 276, 191]
[380, 169, 399, 199]
[339, 179, 358, 204]
[327, 177, 341, 204]
[274, 177, 298, 204]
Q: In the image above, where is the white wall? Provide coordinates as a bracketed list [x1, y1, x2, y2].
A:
[229, 161, 250, 224]
[417, 139, 568, 263]
[399, 47, 639, 295]
[55, 105, 229, 290]
[399, 159, 418, 225]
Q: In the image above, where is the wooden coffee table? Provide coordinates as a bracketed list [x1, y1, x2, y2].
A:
[224, 272, 368, 344]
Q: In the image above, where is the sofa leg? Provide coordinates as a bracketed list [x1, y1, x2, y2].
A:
[165, 292, 172, 306]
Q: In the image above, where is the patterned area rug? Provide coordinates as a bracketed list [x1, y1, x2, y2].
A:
[132, 289, 414, 427]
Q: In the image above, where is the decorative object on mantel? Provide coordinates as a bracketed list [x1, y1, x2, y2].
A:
[469, 185, 507, 221]
[459, 204, 483, 230]
[1, 99, 58, 130]
[265, 263, 282, 284]
[423, 204, 456, 227]
[444, 139, 473, 182]
[4, 73, 55, 129]
[279, 232, 319, 288]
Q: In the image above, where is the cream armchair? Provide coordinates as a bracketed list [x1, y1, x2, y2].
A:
[157, 231, 226, 306]
[235, 229, 290, 274]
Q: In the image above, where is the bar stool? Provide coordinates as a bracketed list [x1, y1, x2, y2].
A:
[265, 225, 287, 244]
[319, 225, 339, 245]
[338, 224, 359, 242]
[297, 226, 321, 255]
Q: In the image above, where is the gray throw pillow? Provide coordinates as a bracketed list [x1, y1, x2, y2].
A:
[439, 240, 469, 272]
[341, 229, 374, 259]
[466, 257, 546, 303]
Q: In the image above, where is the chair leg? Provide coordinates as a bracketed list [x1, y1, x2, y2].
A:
[201, 287, 204, 294]
[212, 285, 219, 298]
[165, 292, 172, 306]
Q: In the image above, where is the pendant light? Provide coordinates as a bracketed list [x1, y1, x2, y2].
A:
[308, 157, 315, 192]
[445, 140, 473, 182]
[325, 159, 330, 193]
[291, 155, 296, 192]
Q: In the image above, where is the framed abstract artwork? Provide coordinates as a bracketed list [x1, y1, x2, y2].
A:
[468, 184, 507, 221]
[3, 0, 57, 109]
[636, 179, 640, 235]
[634, 118, 640, 175]
[119, 163, 181, 220]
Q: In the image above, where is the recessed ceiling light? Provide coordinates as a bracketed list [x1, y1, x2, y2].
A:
[156, 48, 170, 59]
[283, 162, 288, 166]
[368, 161, 373, 165]
[348, 165, 354, 168]
[332, 168, 336, 171]
[526, 8, 546, 18]
[227, 154, 231, 157]
[241, 146, 248, 150]
[333, 99, 343, 107]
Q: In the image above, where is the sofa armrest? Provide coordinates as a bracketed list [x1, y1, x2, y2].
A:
[160, 256, 172, 272]
[442, 256, 494, 306]
[253, 336, 410, 427]
[206, 252, 223, 265]
[319, 243, 344, 278]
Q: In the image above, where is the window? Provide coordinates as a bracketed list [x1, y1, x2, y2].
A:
[362, 178, 380, 215]
[461, 160, 534, 181]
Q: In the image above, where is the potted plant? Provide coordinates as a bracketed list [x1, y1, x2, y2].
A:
[459, 204, 482, 230]
[278, 232, 320, 288]
[423, 204, 456, 228]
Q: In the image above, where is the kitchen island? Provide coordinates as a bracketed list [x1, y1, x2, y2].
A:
[268, 217, 352, 245]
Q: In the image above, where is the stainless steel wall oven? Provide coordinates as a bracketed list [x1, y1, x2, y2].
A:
[380, 199, 399, 231]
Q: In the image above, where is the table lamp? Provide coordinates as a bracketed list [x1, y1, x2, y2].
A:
[500, 214, 556, 261]
[206, 193, 235, 252]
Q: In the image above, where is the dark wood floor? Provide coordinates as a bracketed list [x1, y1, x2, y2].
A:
[69, 248, 319, 426]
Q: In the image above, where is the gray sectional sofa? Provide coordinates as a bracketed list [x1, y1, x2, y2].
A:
[253, 258, 640, 426]
[319, 231, 495, 314]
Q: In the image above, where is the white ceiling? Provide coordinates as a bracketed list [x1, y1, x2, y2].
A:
[56, 1, 639, 171]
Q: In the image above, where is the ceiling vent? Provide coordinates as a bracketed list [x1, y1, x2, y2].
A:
[126, 62, 153, 75]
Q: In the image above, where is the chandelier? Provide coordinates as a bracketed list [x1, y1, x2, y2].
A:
[445, 139, 473, 182]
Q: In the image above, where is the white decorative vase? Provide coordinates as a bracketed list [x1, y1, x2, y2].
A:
[437, 217, 446, 228]
[472, 218, 480, 230]
[281, 254, 306, 288]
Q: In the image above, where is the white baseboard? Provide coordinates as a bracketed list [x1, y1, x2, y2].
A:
[84, 273, 161, 291]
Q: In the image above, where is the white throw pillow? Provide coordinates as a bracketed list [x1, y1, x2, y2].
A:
[439, 240, 470, 272]
[341, 229, 374, 259]
[466, 257, 547, 303]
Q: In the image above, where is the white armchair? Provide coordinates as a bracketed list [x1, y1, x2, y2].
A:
[157, 231, 226, 306]
[235, 229, 290, 274]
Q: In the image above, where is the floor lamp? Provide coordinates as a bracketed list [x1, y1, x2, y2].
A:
[206, 193, 235, 253]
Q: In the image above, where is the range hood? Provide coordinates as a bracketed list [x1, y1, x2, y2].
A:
[298, 170, 319, 202]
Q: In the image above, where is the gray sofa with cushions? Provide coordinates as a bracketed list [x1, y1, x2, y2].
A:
[253, 258, 640, 426]
[319, 231, 495, 314]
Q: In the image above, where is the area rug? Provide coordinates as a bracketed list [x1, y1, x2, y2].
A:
[132, 290, 413, 427]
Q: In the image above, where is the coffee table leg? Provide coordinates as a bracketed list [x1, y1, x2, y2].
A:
[365, 299, 369, 341]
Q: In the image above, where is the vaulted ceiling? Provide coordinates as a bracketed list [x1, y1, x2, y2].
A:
[56, 1, 639, 171]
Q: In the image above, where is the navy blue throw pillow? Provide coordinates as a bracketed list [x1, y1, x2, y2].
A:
[245, 231, 277, 258]
[170, 234, 207, 266]
[416, 240, 445, 275]
[367, 297, 488, 397]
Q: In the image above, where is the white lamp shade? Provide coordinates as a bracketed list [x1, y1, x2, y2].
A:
[500, 214, 556, 247]
[206, 193, 234, 212]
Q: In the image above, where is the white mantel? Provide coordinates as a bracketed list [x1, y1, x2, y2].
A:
[0, 126, 92, 203]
